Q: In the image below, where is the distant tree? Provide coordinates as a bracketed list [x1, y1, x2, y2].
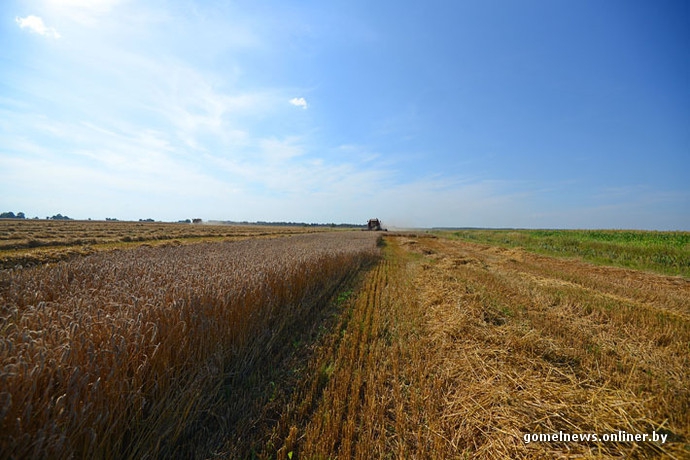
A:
[0, 212, 16, 219]
[50, 214, 72, 220]
[17, 212, 25, 219]
[192, 218, 202, 224]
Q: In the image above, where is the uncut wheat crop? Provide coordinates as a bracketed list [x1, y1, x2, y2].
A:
[0, 231, 380, 459]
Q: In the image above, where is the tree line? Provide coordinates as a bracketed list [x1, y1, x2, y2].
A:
[1, 212, 72, 220]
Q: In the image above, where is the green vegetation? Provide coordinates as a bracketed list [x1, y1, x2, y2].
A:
[439, 229, 690, 277]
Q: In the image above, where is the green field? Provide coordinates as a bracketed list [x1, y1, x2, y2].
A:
[437, 229, 690, 277]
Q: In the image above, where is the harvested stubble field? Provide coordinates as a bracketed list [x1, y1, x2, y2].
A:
[257, 234, 688, 459]
[1, 224, 688, 459]
[0, 219, 327, 269]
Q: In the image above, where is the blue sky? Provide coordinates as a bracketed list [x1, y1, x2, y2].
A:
[1, 0, 688, 229]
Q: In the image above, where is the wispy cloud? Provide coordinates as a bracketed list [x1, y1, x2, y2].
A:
[43, 0, 127, 26]
[15, 15, 61, 39]
[289, 97, 308, 109]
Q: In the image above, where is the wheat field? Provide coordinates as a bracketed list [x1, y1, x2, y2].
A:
[1, 224, 688, 458]
[0, 231, 380, 458]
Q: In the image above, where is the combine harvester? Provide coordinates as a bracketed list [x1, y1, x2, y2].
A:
[366, 218, 387, 231]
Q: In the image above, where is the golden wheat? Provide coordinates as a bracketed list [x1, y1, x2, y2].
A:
[0, 232, 380, 459]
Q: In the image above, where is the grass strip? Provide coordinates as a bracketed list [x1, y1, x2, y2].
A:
[439, 229, 690, 277]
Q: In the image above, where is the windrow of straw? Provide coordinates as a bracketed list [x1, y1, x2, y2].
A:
[416, 236, 689, 458]
[0, 232, 380, 459]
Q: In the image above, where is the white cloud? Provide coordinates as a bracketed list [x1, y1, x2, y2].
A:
[154, 65, 283, 149]
[289, 97, 308, 109]
[15, 15, 61, 39]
